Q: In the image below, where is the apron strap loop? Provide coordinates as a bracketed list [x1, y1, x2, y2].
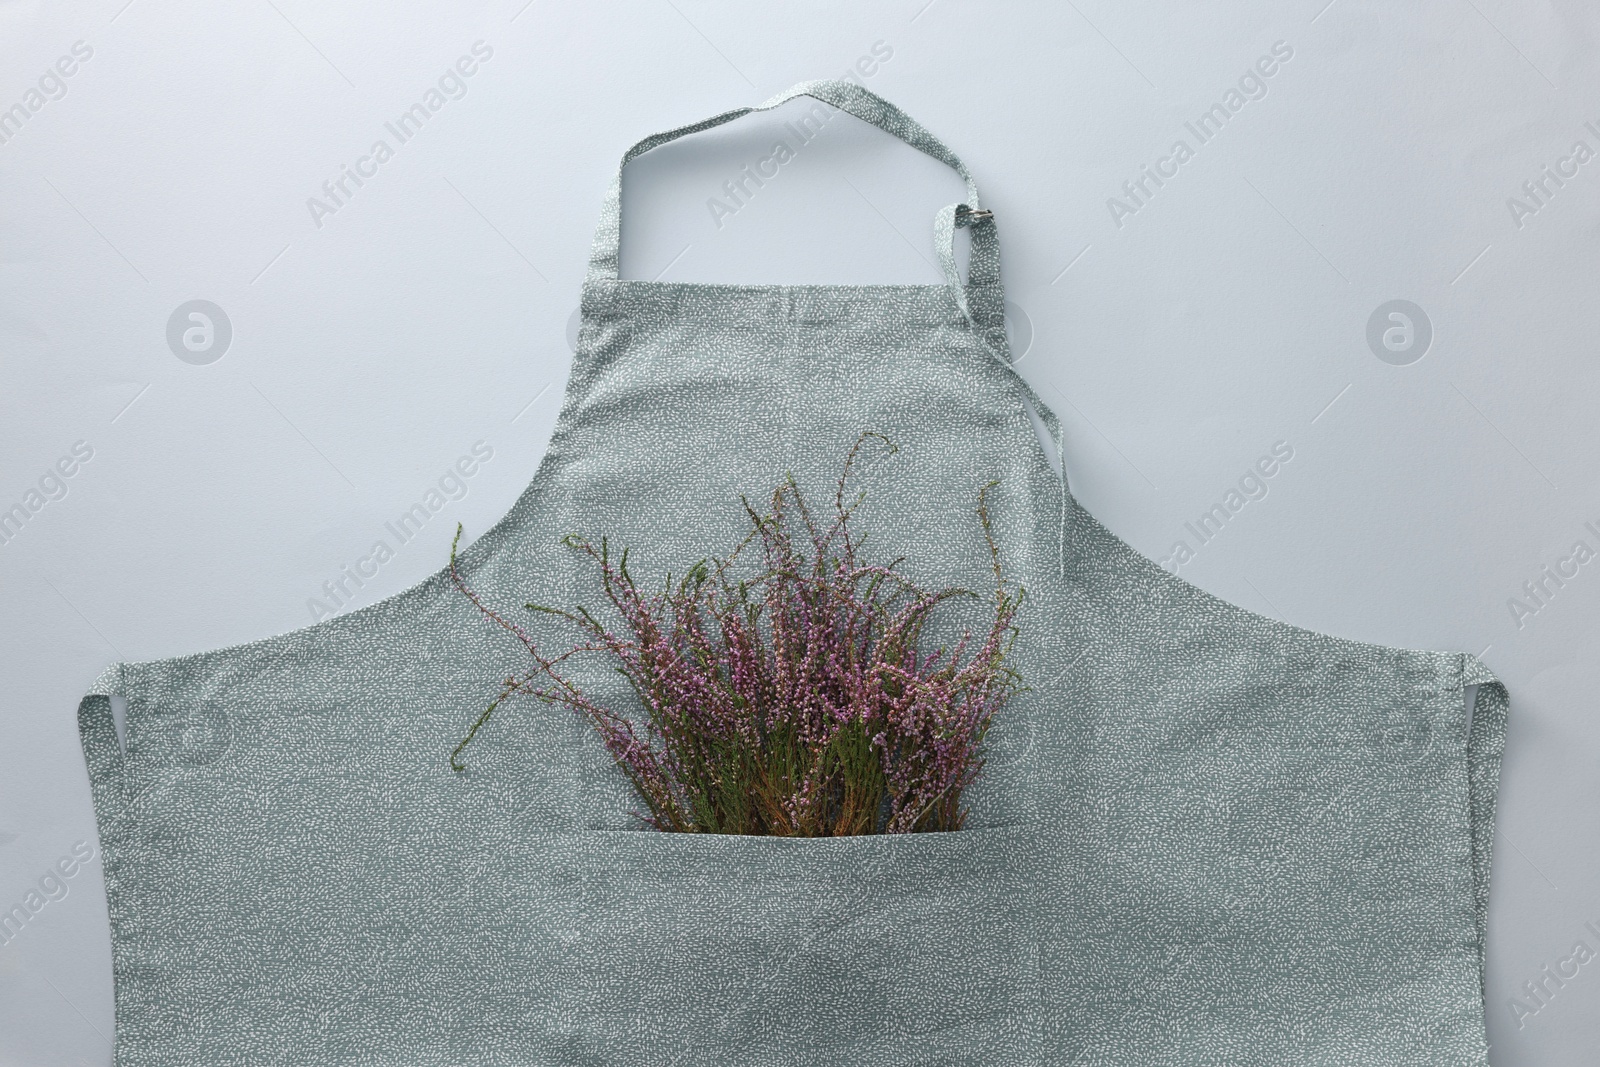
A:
[586, 79, 989, 284]
[1458, 653, 1510, 974]
[934, 202, 1002, 327]
[77, 662, 131, 883]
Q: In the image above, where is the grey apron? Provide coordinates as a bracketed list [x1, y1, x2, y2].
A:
[77, 81, 1509, 1066]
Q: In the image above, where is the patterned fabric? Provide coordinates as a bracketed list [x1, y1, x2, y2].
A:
[77, 81, 1508, 1066]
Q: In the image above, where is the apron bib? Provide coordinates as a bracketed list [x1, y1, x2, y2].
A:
[76, 81, 1509, 1067]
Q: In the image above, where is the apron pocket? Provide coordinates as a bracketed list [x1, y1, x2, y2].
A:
[523, 825, 1039, 1067]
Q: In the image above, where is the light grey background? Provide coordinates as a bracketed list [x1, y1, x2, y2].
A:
[1, 1, 1595, 1063]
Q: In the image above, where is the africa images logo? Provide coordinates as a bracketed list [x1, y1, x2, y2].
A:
[1158, 440, 1294, 573]
[1365, 300, 1432, 365]
[704, 40, 894, 230]
[307, 441, 494, 621]
[1505, 119, 1600, 231]
[0, 841, 97, 948]
[0, 40, 93, 148]
[0, 440, 94, 549]
[1107, 40, 1294, 229]
[166, 300, 233, 364]
[305, 41, 494, 229]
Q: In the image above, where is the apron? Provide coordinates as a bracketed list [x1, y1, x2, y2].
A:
[76, 81, 1509, 1067]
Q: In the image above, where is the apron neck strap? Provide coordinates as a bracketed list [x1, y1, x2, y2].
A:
[585, 79, 996, 287]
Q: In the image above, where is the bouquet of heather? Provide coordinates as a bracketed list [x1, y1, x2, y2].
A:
[448, 433, 1024, 835]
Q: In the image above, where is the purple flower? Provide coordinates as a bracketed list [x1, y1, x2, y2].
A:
[449, 433, 1024, 835]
